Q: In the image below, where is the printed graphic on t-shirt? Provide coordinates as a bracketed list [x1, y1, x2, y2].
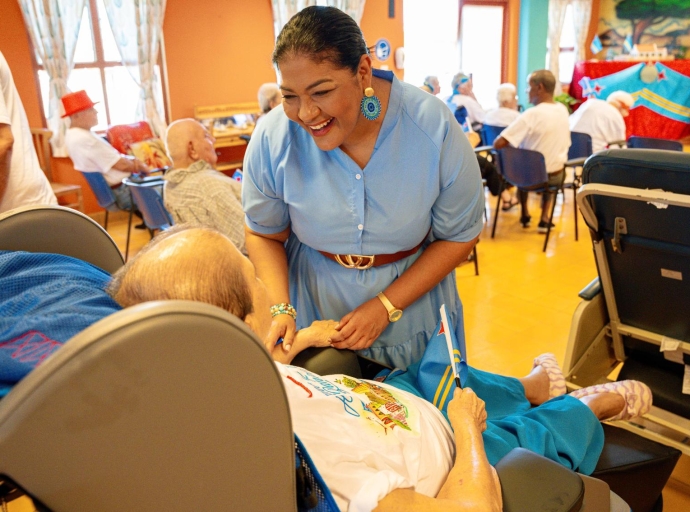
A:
[338, 376, 411, 432]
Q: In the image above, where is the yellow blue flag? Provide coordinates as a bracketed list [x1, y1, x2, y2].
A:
[415, 304, 468, 416]
[590, 35, 603, 54]
[623, 34, 633, 53]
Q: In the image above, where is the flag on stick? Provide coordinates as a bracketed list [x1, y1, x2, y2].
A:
[415, 304, 468, 416]
[590, 34, 603, 54]
[623, 34, 633, 53]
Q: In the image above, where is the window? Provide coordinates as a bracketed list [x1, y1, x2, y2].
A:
[546, 3, 576, 85]
[34, 0, 166, 131]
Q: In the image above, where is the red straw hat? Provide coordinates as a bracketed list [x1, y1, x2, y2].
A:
[61, 90, 98, 118]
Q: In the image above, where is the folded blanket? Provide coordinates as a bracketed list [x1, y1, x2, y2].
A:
[0, 251, 121, 396]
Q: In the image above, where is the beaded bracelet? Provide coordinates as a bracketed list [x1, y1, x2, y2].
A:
[270, 302, 297, 320]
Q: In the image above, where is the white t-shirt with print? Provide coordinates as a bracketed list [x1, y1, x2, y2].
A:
[65, 127, 129, 186]
[499, 102, 571, 173]
[277, 363, 454, 512]
[569, 98, 626, 154]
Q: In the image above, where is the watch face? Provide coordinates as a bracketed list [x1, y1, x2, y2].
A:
[389, 309, 403, 322]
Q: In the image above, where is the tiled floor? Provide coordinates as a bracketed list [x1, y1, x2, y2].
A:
[11, 190, 687, 510]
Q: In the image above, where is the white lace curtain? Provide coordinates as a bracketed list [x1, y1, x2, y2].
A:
[546, 0, 569, 95]
[271, 0, 366, 39]
[571, 0, 593, 62]
[18, 0, 86, 157]
[103, 0, 167, 137]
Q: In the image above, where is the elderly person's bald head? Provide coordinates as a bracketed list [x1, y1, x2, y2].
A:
[107, 226, 253, 320]
[165, 119, 218, 169]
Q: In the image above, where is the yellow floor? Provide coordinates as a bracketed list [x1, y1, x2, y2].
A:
[12, 190, 688, 510]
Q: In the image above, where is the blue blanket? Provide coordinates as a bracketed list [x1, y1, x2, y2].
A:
[0, 251, 121, 396]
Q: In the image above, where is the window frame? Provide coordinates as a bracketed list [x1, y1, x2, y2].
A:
[31, 0, 169, 129]
[458, 0, 510, 84]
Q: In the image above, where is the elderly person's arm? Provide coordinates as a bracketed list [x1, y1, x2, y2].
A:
[0, 123, 13, 204]
[111, 155, 151, 174]
[270, 319, 338, 364]
[375, 387, 502, 512]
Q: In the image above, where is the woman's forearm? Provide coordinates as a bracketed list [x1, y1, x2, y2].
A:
[245, 226, 291, 305]
[384, 237, 478, 310]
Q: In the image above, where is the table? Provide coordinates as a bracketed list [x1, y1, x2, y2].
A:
[569, 60, 690, 140]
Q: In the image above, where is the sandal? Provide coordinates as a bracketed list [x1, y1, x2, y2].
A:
[501, 196, 519, 211]
[570, 380, 652, 421]
[533, 353, 566, 398]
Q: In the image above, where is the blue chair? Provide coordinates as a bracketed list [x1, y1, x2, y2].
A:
[480, 124, 504, 147]
[627, 136, 683, 151]
[80, 172, 134, 260]
[123, 178, 173, 238]
[493, 146, 562, 252]
[565, 132, 594, 241]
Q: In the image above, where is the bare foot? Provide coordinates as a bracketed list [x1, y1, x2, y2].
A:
[519, 365, 550, 406]
[579, 392, 626, 421]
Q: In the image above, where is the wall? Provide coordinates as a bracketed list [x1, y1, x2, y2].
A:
[516, 0, 549, 106]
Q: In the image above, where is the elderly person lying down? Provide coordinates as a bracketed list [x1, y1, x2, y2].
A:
[103, 226, 652, 512]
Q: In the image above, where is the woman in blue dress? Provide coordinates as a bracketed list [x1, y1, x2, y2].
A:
[242, 6, 484, 369]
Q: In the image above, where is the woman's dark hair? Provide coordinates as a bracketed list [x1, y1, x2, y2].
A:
[272, 6, 369, 73]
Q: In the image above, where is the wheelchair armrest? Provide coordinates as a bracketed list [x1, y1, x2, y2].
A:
[495, 448, 584, 512]
[291, 347, 363, 378]
[578, 277, 601, 300]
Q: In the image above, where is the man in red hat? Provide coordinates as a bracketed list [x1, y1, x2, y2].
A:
[62, 90, 151, 211]
[0, 51, 57, 213]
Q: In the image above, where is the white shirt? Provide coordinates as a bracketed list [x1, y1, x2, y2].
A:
[447, 94, 486, 125]
[484, 107, 520, 128]
[0, 51, 56, 213]
[500, 102, 571, 173]
[278, 363, 454, 512]
[65, 127, 129, 186]
[569, 98, 626, 154]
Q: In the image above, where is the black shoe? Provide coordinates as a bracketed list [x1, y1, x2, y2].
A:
[134, 222, 147, 230]
[520, 215, 531, 228]
[537, 221, 555, 234]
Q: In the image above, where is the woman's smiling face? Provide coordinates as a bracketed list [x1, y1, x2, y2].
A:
[278, 53, 370, 151]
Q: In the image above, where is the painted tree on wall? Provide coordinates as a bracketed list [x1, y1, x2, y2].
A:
[616, 0, 690, 43]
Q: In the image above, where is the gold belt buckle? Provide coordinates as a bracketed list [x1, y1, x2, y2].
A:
[334, 253, 375, 270]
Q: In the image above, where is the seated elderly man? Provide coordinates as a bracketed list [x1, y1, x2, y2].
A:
[484, 83, 520, 128]
[446, 72, 486, 129]
[106, 225, 651, 512]
[163, 119, 246, 254]
[420, 75, 441, 96]
[62, 90, 151, 211]
[569, 91, 633, 153]
[257, 82, 281, 125]
[494, 70, 571, 232]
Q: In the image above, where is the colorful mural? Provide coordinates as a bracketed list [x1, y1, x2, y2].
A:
[598, 0, 690, 58]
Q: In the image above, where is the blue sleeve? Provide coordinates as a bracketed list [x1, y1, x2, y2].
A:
[241, 120, 291, 235]
[431, 117, 485, 243]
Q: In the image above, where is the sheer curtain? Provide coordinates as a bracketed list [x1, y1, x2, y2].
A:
[103, 0, 167, 137]
[546, 0, 569, 95]
[271, 0, 366, 39]
[18, 0, 86, 156]
[571, 0, 593, 62]
[324, 0, 366, 24]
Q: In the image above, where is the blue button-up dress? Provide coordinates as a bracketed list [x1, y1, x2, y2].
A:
[243, 70, 484, 369]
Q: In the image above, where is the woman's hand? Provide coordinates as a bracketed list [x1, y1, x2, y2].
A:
[447, 387, 487, 433]
[265, 314, 297, 352]
[329, 297, 389, 351]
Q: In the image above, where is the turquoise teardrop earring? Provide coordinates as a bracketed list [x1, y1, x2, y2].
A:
[360, 87, 381, 121]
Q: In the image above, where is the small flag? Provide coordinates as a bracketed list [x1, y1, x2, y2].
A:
[623, 34, 633, 53]
[590, 34, 603, 54]
[415, 304, 468, 417]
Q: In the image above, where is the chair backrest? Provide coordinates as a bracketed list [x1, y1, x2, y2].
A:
[81, 171, 119, 210]
[106, 121, 155, 154]
[627, 136, 683, 152]
[0, 205, 124, 273]
[568, 131, 593, 160]
[481, 124, 504, 146]
[497, 146, 548, 189]
[30, 128, 54, 181]
[125, 180, 173, 230]
[0, 300, 297, 511]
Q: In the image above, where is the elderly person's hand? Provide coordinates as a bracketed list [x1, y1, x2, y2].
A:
[328, 297, 389, 351]
[270, 319, 339, 362]
[447, 387, 488, 433]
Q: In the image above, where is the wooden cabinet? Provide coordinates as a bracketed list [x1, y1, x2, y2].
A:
[194, 102, 261, 172]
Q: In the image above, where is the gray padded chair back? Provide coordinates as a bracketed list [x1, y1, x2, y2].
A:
[0, 301, 297, 512]
[0, 205, 124, 273]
